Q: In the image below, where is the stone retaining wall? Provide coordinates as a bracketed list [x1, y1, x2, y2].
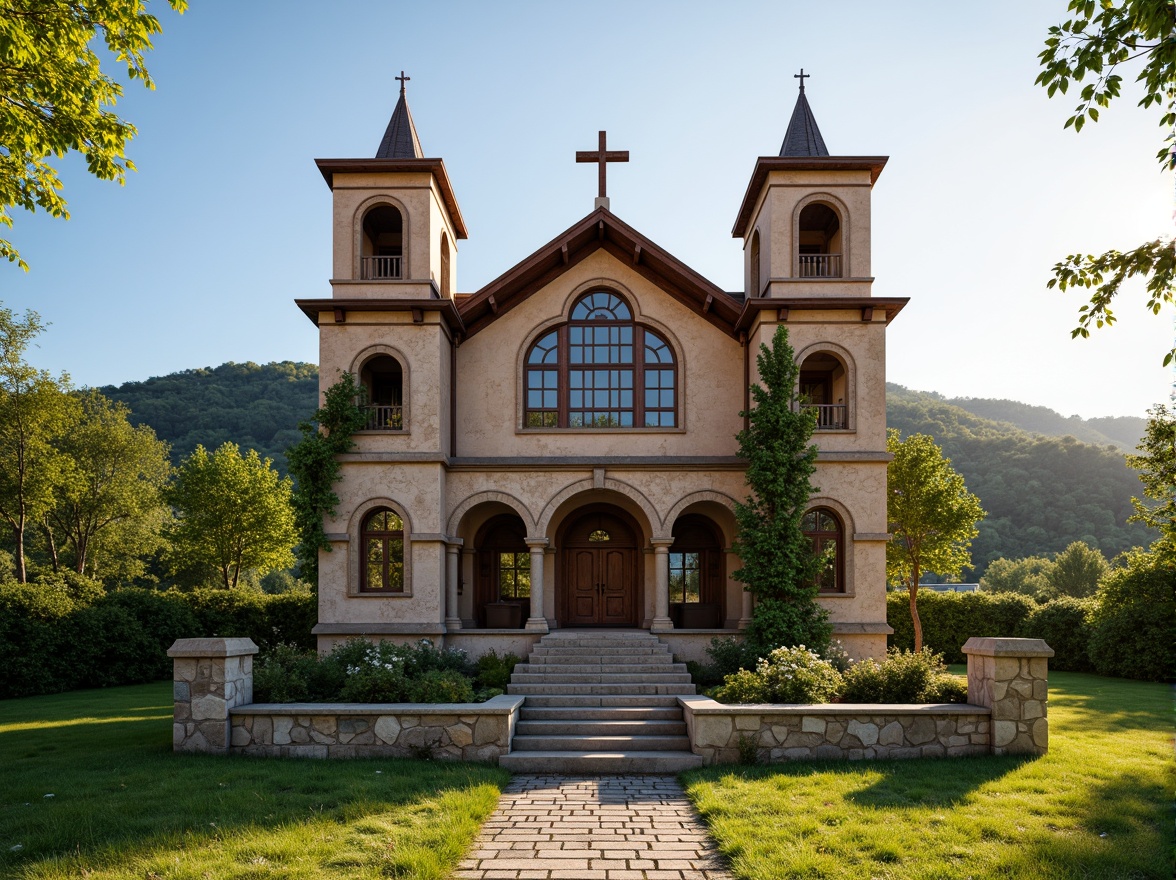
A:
[228, 697, 522, 761]
[678, 636, 1053, 764]
[679, 698, 991, 763]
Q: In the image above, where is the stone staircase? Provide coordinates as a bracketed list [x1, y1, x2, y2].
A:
[498, 630, 704, 773]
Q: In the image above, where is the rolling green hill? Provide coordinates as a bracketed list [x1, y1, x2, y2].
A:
[98, 362, 1152, 577]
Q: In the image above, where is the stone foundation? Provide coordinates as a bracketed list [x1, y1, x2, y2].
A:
[228, 698, 522, 761]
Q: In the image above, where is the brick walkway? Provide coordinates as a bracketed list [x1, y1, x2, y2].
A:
[454, 774, 733, 880]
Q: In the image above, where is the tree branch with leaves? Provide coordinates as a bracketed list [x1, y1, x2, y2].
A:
[1036, 0, 1175, 365]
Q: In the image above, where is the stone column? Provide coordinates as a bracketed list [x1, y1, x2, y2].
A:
[962, 637, 1054, 756]
[739, 588, 753, 630]
[524, 538, 549, 633]
[445, 540, 463, 631]
[651, 538, 674, 632]
[169, 637, 259, 754]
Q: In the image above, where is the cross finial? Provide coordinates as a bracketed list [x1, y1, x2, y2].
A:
[396, 70, 410, 94]
[795, 68, 810, 92]
[575, 130, 629, 209]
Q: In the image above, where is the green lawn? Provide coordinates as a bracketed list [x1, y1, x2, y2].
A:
[0, 682, 509, 879]
[683, 670, 1174, 879]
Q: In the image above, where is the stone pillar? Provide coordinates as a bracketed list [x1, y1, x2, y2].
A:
[962, 637, 1054, 756]
[739, 588, 753, 630]
[524, 538, 549, 633]
[445, 540, 463, 631]
[169, 638, 259, 754]
[651, 538, 674, 632]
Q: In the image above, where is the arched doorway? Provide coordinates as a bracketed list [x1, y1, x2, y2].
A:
[558, 506, 640, 627]
[474, 514, 530, 628]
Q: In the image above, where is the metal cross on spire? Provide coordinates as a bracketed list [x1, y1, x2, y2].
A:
[795, 68, 810, 91]
[396, 70, 410, 94]
[576, 130, 629, 210]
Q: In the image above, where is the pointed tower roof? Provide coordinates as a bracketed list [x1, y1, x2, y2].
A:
[779, 69, 829, 157]
[375, 71, 424, 159]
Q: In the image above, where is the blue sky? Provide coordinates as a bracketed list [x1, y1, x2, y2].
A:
[4, 0, 1171, 418]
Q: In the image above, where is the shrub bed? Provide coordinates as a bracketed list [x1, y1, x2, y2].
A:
[710, 646, 967, 705]
[0, 580, 317, 699]
[252, 642, 520, 704]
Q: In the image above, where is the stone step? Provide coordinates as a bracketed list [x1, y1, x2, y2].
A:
[515, 719, 687, 736]
[513, 734, 692, 752]
[518, 662, 686, 675]
[541, 631, 658, 640]
[522, 654, 677, 668]
[507, 683, 696, 696]
[537, 637, 668, 647]
[529, 647, 671, 658]
[519, 705, 683, 721]
[498, 750, 704, 774]
[520, 694, 685, 708]
[510, 672, 693, 685]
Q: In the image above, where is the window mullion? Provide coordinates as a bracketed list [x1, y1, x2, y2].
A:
[558, 324, 568, 428]
[634, 326, 645, 425]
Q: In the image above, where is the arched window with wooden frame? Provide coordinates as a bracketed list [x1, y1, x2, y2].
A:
[668, 514, 724, 628]
[749, 228, 761, 297]
[440, 232, 451, 297]
[524, 290, 678, 429]
[361, 508, 404, 592]
[802, 506, 844, 593]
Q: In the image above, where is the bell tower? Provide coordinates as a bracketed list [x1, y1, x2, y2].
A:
[733, 71, 885, 300]
[316, 73, 466, 300]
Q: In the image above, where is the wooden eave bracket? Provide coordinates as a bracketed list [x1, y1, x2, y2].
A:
[488, 294, 499, 315]
[333, 308, 345, 323]
[861, 306, 874, 322]
[411, 308, 424, 324]
[778, 308, 789, 322]
[633, 243, 642, 265]
[703, 294, 713, 314]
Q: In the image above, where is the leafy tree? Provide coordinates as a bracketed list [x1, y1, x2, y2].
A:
[46, 390, 170, 579]
[1035, 0, 1176, 365]
[165, 442, 297, 589]
[287, 372, 368, 585]
[0, 306, 77, 581]
[1045, 540, 1109, 598]
[732, 326, 829, 652]
[0, 0, 186, 269]
[980, 554, 1056, 597]
[1125, 402, 1175, 559]
[1086, 547, 1175, 681]
[886, 430, 986, 651]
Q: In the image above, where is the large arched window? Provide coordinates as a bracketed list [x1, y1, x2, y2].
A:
[360, 205, 403, 279]
[524, 291, 677, 428]
[361, 508, 404, 592]
[802, 507, 844, 593]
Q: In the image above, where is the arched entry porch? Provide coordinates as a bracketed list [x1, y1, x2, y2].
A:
[556, 504, 643, 627]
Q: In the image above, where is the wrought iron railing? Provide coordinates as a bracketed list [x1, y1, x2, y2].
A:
[802, 403, 848, 430]
[798, 253, 842, 278]
[361, 255, 402, 279]
[363, 405, 403, 431]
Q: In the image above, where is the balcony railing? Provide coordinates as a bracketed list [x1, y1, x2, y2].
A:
[361, 255, 402, 279]
[803, 403, 848, 430]
[363, 405, 404, 431]
[798, 253, 842, 278]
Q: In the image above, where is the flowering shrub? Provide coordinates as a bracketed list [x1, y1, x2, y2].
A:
[253, 638, 501, 703]
[713, 645, 843, 704]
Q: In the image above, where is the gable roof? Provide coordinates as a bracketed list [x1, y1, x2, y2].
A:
[457, 207, 745, 339]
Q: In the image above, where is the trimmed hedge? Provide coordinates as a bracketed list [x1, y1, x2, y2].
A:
[0, 582, 316, 699]
[886, 591, 1036, 664]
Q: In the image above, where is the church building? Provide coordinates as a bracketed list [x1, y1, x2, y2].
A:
[295, 73, 904, 663]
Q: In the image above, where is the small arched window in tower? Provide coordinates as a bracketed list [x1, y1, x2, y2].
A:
[361, 205, 404, 279]
[750, 229, 761, 297]
[798, 203, 842, 278]
[799, 351, 848, 430]
[440, 232, 451, 297]
[361, 508, 404, 592]
[802, 507, 844, 593]
[360, 355, 404, 430]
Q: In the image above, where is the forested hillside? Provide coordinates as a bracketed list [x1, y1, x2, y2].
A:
[886, 385, 1153, 576]
[890, 386, 1148, 451]
[98, 362, 1151, 578]
[100, 362, 318, 473]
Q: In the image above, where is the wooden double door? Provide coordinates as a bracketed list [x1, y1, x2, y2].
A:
[560, 509, 639, 627]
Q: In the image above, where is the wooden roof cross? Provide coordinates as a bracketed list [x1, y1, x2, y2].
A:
[795, 68, 810, 92]
[396, 70, 410, 94]
[576, 130, 629, 200]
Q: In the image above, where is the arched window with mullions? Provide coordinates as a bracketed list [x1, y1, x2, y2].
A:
[802, 507, 844, 593]
[524, 291, 678, 428]
[361, 508, 404, 592]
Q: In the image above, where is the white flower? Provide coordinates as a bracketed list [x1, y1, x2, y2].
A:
[42, 794, 53, 799]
